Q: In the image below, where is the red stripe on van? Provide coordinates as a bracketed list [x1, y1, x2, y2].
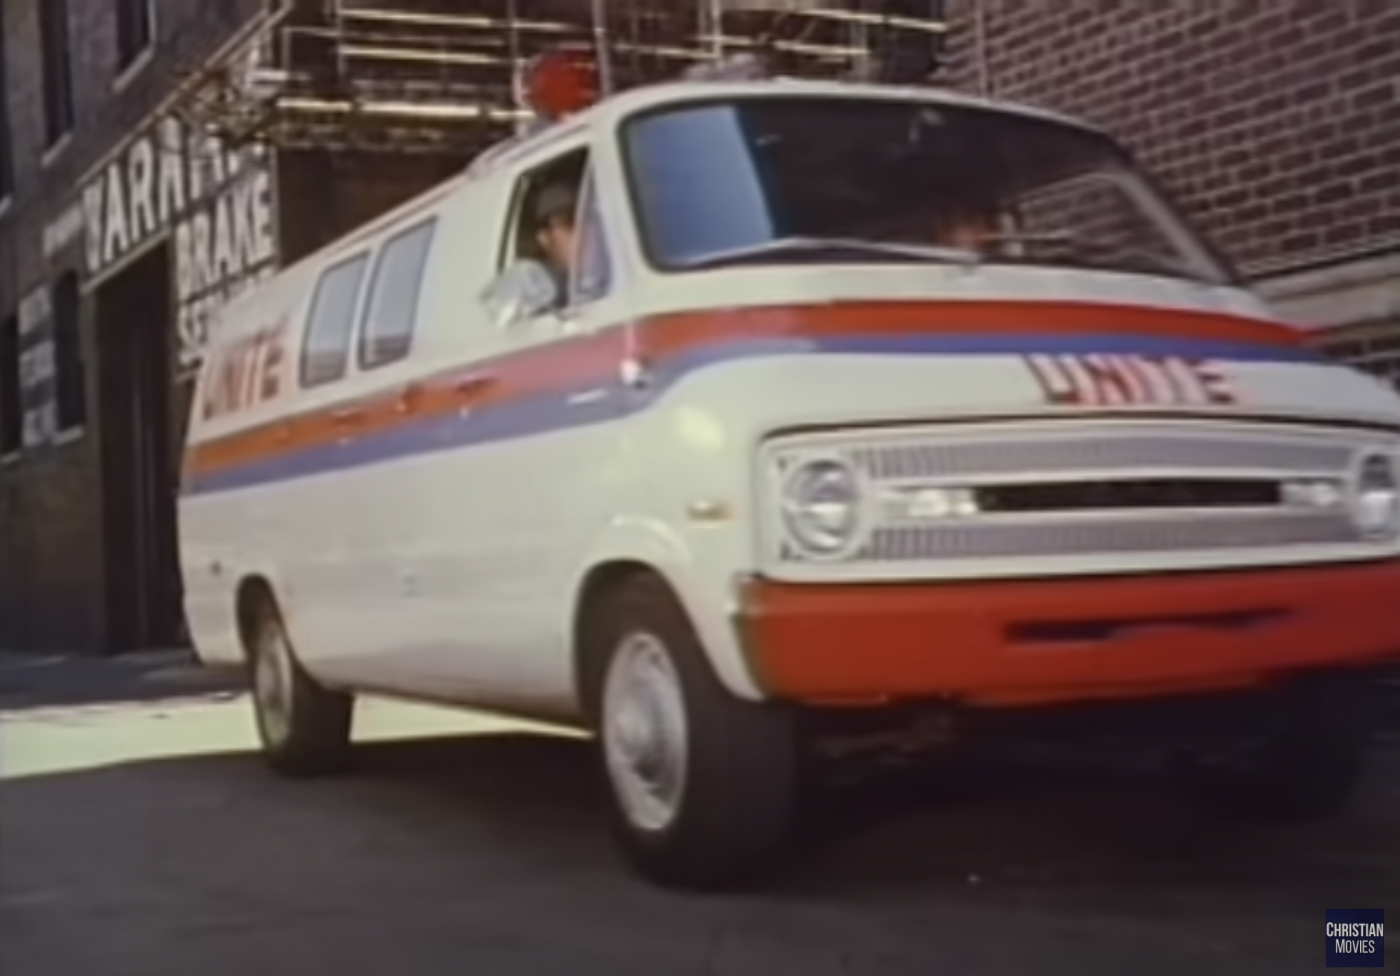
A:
[181, 300, 1303, 491]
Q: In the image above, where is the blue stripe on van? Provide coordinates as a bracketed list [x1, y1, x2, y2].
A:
[181, 329, 1322, 498]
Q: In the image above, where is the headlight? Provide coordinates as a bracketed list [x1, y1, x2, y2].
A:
[1350, 451, 1400, 540]
[779, 457, 865, 557]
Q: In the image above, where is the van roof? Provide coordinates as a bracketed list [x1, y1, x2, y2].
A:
[586, 76, 1106, 138]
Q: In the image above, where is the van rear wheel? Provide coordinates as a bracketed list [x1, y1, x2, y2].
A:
[583, 574, 799, 891]
[246, 596, 354, 777]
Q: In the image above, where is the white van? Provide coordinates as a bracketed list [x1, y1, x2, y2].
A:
[180, 76, 1400, 890]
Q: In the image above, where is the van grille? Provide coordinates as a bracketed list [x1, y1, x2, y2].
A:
[761, 418, 1398, 580]
[973, 477, 1280, 514]
[846, 430, 1350, 482]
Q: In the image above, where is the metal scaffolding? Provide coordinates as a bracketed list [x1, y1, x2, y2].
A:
[175, 0, 948, 155]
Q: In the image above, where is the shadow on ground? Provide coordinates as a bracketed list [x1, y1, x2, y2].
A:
[3, 721, 1396, 976]
[0, 651, 244, 711]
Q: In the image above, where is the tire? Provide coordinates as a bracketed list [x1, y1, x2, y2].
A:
[246, 593, 355, 777]
[580, 574, 800, 891]
[1177, 673, 1374, 823]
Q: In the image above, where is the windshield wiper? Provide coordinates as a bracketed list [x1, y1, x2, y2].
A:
[683, 236, 981, 271]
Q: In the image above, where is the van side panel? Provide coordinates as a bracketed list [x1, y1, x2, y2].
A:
[180, 171, 532, 694]
[289, 176, 518, 691]
[179, 263, 319, 668]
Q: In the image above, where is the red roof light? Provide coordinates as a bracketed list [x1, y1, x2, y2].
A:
[524, 48, 599, 121]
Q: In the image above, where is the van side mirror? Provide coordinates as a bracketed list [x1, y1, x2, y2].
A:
[480, 260, 562, 330]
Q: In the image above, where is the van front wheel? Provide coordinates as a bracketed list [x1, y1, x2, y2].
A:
[1176, 673, 1373, 822]
[583, 575, 799, 891]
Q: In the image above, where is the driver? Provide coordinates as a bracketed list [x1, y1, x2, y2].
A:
[479, 180, 582, 322]
[531, 182, 580, 295]
[933, 200, 1001, 251]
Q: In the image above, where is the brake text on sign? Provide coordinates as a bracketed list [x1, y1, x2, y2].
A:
[1024, 353, 1236, 407]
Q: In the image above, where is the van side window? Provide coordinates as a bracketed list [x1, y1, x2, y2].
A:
[300, 252, 370, 388]
[498, 147, 589, 310]
[357, 218, 437, 371]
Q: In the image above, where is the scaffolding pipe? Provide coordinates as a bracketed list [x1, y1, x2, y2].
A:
[973, 0, 990, 95]
[590, 0, 615, 96]
[703, 0, 725, 58]
[506, 0, 529, 134]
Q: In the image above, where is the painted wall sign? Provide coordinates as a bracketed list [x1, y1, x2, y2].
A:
[199, 316, 289, 421]
[1024, 353, 1236, 407]
[80, 115, 279, 377]
[16, 287, 57, 450]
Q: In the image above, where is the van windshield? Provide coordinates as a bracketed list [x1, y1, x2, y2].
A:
[621, 95, 1234, 286]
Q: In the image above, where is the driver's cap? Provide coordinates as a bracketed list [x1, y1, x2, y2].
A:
[533, 183, 577, 227]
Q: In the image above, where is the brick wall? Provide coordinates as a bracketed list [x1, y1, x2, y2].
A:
[0, 0, 264, 651]
[942, 0, 1400, 277]
[277, 152, 470, 266]
[0, 0, 475, 652]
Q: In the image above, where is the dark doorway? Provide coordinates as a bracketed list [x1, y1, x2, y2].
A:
[94, 244, 186, 653]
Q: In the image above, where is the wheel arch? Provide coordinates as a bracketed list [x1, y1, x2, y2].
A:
[566, 516, 765, 709]
[234, 573, 280, 661]
[571, 559, 678, 712]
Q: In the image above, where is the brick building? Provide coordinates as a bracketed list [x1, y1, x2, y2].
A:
[0, 0, 529, 653]
[942, 0, 1400, 383]
[1, 0, 1393, 654]
[0, 0, 271, 653]
[0, 0, 946, 654]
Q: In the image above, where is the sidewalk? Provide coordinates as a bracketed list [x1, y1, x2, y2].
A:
[0, 648, 244, 712]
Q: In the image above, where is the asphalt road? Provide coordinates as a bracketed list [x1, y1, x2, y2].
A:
[1, 656, 1396, 976]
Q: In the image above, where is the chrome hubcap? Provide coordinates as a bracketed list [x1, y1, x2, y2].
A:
[602, 632, 688, 833]
[253, 627, 294, 746]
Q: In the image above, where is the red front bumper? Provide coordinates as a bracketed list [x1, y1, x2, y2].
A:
[735, 560, 1400, 708]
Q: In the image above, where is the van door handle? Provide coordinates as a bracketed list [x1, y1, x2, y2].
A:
[330, 405, 364, 426]
[453, 373, 495, 396]
[395, 381, 425, 414]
